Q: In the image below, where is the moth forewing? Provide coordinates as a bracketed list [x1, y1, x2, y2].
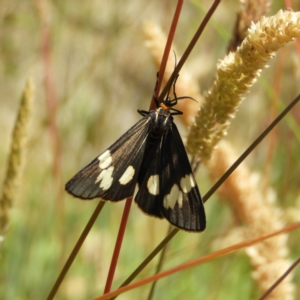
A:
[65, 116, 152, 200]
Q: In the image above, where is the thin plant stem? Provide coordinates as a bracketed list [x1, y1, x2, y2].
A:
[203, 93, 300, 202]
[104, 198, 133, 293]
[36, 0, 63, 194]
[158, 0, 221, 102]
[146, 224, 172, 300]
[258, 256, 300, 300]
[262, 48, 284, 194]
[46, 201, 105, 300]
[34, 0, 65, 268]
[109, 229, 179, 300]
[150, 0, 183, 110]
[96, 222, 300, 300]
[105, 1, 184, 293]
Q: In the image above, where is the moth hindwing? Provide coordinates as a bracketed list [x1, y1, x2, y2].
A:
[65, 80, 206, 232]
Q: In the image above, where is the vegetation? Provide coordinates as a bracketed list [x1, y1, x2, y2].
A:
[1, 1, 299, 299]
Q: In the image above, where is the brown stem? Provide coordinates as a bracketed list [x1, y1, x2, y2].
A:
[97, 222, 300, 300]
[105, 1, 185, 293]
[203, 93, 300, 203]
[158, 0, 221, 102]
[258, 256, 300, 300]
[46, 201, 105, 300]
[150, 0, 184, 110]
[104, 198, 133, 293]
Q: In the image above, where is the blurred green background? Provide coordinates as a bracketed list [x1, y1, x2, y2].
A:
[1, 0, 300, 299]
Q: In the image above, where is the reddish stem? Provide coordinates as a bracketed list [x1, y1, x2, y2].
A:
[38, 2, 62, 187]
[104, 197, 133, 293]
[96, 222, 300, 300]
[105, 1, 184, 293]
[37, 0, 66, 285]
[159, 0, 221, 102]
[149, 0, 184, 110]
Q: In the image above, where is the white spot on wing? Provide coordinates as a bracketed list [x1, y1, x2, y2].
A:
[147, 175, 159, 195]
[163, 184, 179, 209]
[180, 175, 192, 193]
[98, 150, 112, 169]
[190, 174, 196, 187]
[180, 174, 196, 193]
[119, 166, 135, 185]
[95, 166, 114, 190]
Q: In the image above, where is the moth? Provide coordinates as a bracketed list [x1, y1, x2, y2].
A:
[65, 76, 206, 232]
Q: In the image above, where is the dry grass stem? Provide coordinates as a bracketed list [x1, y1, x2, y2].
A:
[0, 79, 35, 241]
[143, 21, 203, 126]
[207, 141, 295, 300]
[187, 10, 300, 160]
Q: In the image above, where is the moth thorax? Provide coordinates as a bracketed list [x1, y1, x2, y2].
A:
[160, 102, 171, 111]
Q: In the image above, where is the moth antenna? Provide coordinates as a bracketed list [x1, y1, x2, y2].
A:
[176, 96, 198, 103]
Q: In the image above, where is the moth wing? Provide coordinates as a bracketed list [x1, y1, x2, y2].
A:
[134, 139, 164, 219]
[160, 123, 206, 232]
[65, 116, 152, 201]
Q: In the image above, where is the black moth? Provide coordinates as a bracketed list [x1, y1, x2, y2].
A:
[65, 76, 206, 232]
